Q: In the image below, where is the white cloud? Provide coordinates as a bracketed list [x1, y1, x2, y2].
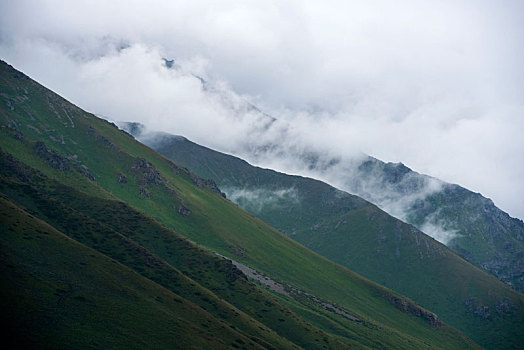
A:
[225, 187, 299, 213]
[0, 0, 523, 219]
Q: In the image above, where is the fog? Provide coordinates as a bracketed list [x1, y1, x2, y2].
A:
[1, 0, 523, 220]
[225, 187, 299, 214]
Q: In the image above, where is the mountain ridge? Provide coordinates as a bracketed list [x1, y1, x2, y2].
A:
[0, 60, 487, 348]
[126, 125, 524, 348]
[129, 62, 524, 293]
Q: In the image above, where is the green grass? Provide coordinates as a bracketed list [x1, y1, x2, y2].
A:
[0, 59, 485, 349]
[0, 151, 346, 349]
[148, 130, 524, 349]
[0, 195, 279, 349]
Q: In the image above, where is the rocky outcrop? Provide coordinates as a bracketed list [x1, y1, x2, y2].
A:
[178, 205, 191, 216]
[118, 173, 128, 184]
[384, 293, 442, 328]
[130, 158, 183, 202]
[75, 164, 96, 182]
[223, 260, 248, 284]
[33, 141, 71, 171]
[115, 125, 226, 199]
[496, 299, 516, 316]
[139, 187, 151, 198]
[465, 298, 490, 319]
[190, 173, 226, 198]
[172, 163, 190, 176]
[230, 245, 247, 258]
[221, 253, 361, 322]
[171, 163, 225, 198]
[34, 141, 96, 181]
[132, 158, 165, 187]
[465, 297, 516, 319]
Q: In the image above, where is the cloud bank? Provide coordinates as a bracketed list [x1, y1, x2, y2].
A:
[225, 187, 300, 214]
[1, 0, 523, 219]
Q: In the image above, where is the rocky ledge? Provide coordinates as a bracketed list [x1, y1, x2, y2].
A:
[383, 293, 442, 328]
[34, 141, 71, 171]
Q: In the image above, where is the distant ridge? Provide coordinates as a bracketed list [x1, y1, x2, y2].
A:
[0, 60, 489, 348]
[124, 124, 524, 348]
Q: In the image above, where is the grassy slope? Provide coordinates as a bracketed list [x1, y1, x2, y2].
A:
[408, 182, 524, 290]
[0, 59, 480, 349]
[148, 132, 524, 349]
[350, 157, 524, 292]
[0, 195, 278, 350]
[0, 151, 355, 350]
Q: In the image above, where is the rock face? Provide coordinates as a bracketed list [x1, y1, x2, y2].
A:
[162, 58, 175, 68]
[129, 158, 220, 215]
[33, 140, 97, 181]
[465, 297, 516, 319]
[384, 293, 442, 328]
[172, 163, 226, 198]
[75, 164, 96, 182]
[34, 141, 71, 171]
[495, 299, 516, 316]
[190, 173, 227, 198]
[223, 260, 248, 284]
[130, 158, 167, 199]
[118, 173, 128, 184]
[139, 187, 151, 198]
[178, 205, 191, 216]
[132, 158, 165, 187]
[224, 254, 362, 322]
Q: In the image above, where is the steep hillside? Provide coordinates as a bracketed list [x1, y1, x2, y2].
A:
[0, 60, 484, 348]
[135, 129, 524, 349]
[0, 151, 351, 349]
[328, 157, 524, 292]
[0, 195, 293, 349]
[128, 65, 524, 294]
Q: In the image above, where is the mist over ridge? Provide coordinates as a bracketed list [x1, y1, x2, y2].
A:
[123, 119, 524, 293]
[1, 0, 523, 219]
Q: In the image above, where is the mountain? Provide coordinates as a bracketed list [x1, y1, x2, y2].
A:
[126, 128, 524, 349]
[0, 61, 486, 348]
[305, 155, 524, 293]
[152, 63, 524, 293]
[0, 192, 297, 349]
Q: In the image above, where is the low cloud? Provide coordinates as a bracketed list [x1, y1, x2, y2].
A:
[224, 187, 299, 213]
[419, 215, 459, 245]
[1, 0, 523, 220]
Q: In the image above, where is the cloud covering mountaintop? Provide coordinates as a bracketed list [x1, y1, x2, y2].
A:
[1, 0, 523, 218]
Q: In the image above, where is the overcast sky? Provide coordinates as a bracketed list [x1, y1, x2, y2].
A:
[1, 0, 523, 219]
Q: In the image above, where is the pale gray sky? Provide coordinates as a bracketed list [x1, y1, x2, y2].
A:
[1, 0, 523, 218]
